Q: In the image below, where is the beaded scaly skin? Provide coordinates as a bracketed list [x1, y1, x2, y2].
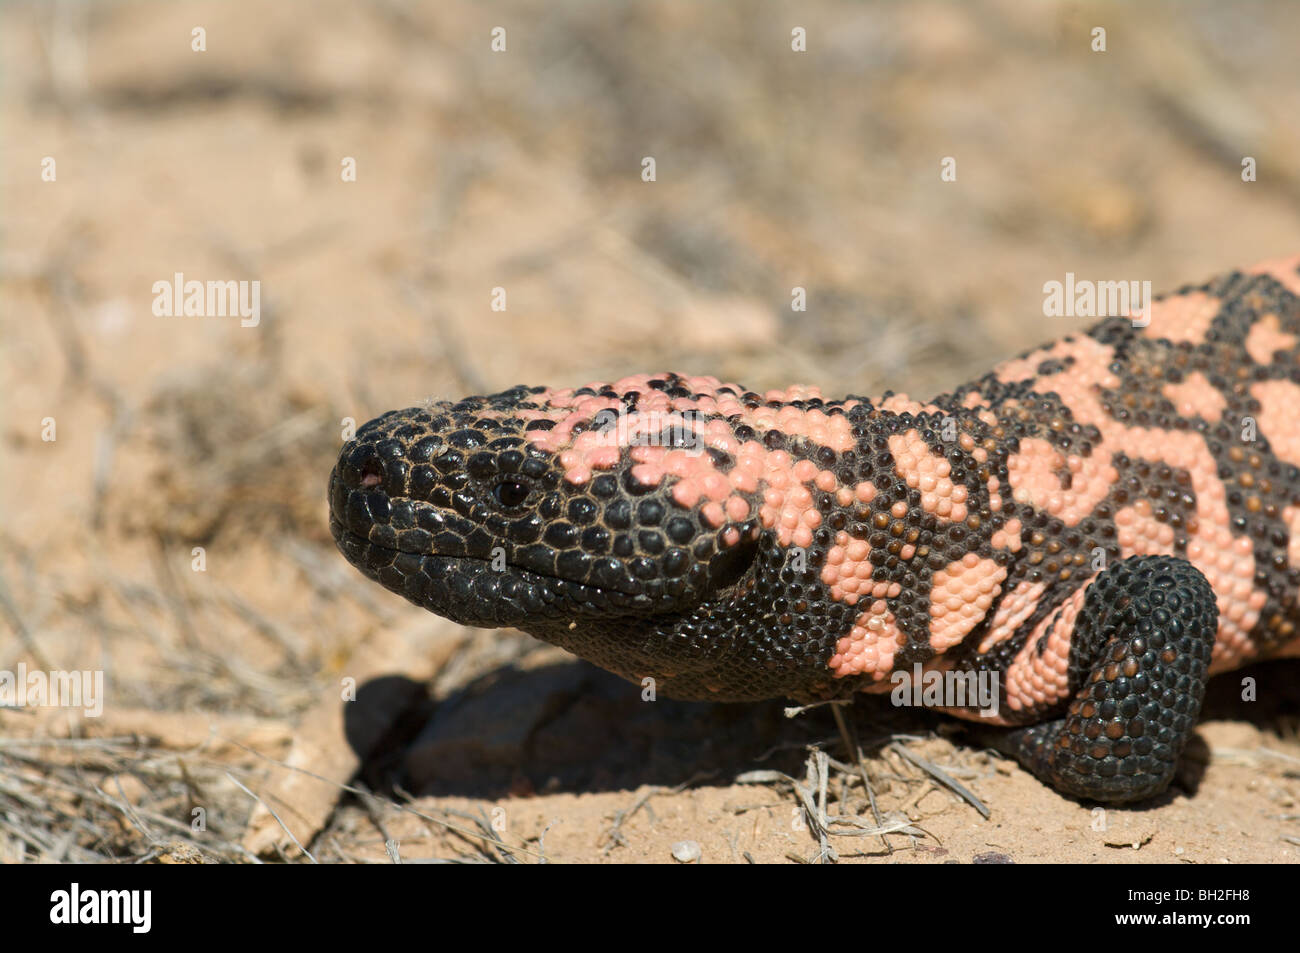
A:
[329, 257, 1300, 802]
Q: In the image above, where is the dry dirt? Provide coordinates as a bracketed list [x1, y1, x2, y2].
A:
[2, 0, 1299, 864]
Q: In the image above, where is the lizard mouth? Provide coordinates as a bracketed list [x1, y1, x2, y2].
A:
[329, 517, 670, 627]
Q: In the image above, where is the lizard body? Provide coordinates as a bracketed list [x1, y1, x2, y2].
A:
[329, 257, 1300, 801]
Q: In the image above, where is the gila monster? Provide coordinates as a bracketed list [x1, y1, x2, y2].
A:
[329, 257, 1300, 803]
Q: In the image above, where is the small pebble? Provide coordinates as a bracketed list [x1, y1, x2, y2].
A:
[671, 840, 702, 863]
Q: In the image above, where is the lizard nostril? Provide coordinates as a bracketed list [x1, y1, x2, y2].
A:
[359, 458, 385, 488]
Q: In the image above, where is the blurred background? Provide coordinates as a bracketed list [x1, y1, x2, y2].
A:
[2, 0, 1299, 863]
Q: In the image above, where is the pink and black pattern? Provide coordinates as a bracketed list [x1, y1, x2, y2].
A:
[329, 257, 1300, 801]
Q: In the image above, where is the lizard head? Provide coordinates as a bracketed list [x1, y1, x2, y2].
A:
[329, 372, 923, 700]
[329, 374, 768, 626]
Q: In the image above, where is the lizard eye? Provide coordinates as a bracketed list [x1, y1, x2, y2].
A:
[493, 479, 530, 508]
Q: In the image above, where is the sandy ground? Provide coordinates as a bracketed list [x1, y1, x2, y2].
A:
[1, 0, 1298, 864]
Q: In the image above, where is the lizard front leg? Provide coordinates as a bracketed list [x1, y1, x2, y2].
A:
[994, 555, 1218, 802]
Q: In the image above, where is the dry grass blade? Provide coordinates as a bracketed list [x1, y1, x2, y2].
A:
[227, 772, 317, 863]
[889, 741, 989, 819]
